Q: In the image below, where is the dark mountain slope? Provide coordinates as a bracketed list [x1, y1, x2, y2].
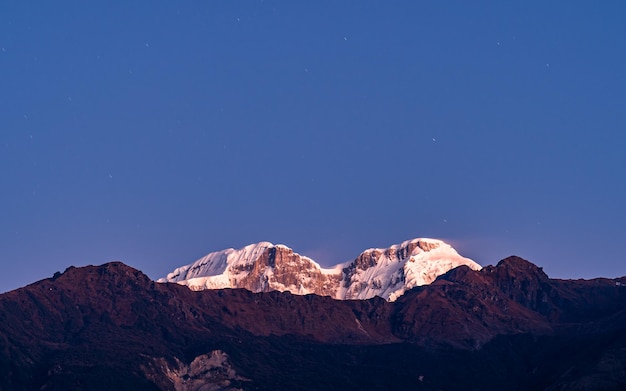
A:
[0, 258, 624, 390]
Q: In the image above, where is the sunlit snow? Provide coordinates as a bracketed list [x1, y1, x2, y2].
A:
[158, 238, 481, 302]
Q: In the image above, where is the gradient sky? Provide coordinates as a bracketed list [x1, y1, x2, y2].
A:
[2, 2, 625, 293]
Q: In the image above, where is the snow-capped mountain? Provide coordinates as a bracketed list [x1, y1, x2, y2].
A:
[158, 238, 481, 301]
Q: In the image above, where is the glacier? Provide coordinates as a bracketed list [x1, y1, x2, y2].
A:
[158, 238, 481, 302]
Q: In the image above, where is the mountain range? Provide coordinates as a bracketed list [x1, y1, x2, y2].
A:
[158, 238, 481, 301]
[0, 239, 625, 390]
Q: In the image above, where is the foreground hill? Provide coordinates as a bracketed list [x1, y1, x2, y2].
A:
[159, 238, 481, 301]
[0, 257, 624, 390]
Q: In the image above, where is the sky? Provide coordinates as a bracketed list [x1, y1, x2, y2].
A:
[1, 1, 625, 293]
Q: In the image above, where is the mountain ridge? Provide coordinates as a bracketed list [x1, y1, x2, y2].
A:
[158, 238, 481, 301]
[1, 256, 625, 390]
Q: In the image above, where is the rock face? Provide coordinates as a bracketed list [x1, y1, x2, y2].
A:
[159, 238, 481, 301]
[142, 350, 248, 391]
[1, 258, 625, 390]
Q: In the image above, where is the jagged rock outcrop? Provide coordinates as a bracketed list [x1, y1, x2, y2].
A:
[142, 350, 249, 391]
[159, 238, 481, 301]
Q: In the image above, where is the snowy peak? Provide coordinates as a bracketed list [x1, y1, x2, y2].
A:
[158, 238, 481, 301]
[341, 238, 480, 301]
[159, 242, 337, 296]
[163, 242, 276, 284]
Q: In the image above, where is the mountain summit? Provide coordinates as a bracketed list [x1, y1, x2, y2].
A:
[158, 238, 481, 301]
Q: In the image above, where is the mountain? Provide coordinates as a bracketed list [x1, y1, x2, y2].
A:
[158, 238, 481, 301]
[1, 257, 625, 390]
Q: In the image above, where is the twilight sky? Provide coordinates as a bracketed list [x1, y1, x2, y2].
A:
[1, 2, 625, 293]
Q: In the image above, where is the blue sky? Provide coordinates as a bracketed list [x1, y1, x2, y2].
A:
[1, 1, 625, 292]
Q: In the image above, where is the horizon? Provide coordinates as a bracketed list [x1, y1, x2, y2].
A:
[3, 236, 624, 294]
